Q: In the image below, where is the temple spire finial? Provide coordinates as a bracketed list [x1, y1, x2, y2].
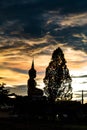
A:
[31, 57, 34, 69]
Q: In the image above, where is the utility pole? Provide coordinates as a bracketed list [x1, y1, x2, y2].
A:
[82, 90, 84, 104]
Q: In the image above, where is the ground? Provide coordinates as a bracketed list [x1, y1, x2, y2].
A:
[0, 118, 87, 130]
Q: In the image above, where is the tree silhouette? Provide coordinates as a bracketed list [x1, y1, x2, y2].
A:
[43, 47, 72, 101]
[0, 83, 10, 105]
[0, 83, 9, 97]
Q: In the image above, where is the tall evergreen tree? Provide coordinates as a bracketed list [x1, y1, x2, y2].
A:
[43, 47, 72, 101]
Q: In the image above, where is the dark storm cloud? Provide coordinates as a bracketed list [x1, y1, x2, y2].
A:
[35, 0, 87, 14]
[0, 0, 44, 38]
[0, 0, 87, 54]
[52, 25, 87, 52]
[1, 0, 87, 13]
[0, 0, 87, 37]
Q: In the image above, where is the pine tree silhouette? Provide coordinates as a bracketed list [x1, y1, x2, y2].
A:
[43, 47, 72, 101]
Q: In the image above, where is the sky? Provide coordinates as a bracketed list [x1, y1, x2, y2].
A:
[0, 0, 87, 102]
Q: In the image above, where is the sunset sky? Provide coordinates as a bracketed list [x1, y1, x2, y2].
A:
[0, 0, 87, 102]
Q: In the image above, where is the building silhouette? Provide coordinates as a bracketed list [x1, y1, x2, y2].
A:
[27, 59, 43, 97]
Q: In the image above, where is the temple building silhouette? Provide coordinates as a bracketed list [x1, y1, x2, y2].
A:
[27, 59, 43, 97]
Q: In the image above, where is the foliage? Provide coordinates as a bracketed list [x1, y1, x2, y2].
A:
[0, 83, 9, 97]
[43, 47, 72, 101]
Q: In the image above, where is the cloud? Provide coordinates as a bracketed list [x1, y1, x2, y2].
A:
[6, 84, 27, 96]
[0, 77, 5, 79]
[72, 75, 87, 78]
[74, 91, 87, 99]
[8, 67, 27, 74]
[0, 34, 57, 58]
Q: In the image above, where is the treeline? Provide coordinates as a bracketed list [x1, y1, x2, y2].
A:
[13, 96, 87, 122]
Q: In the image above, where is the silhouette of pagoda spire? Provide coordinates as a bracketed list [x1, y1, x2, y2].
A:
[27, 59, 43, 97]
[31, 58, 34, 69]
[28, 59, 36, 79]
